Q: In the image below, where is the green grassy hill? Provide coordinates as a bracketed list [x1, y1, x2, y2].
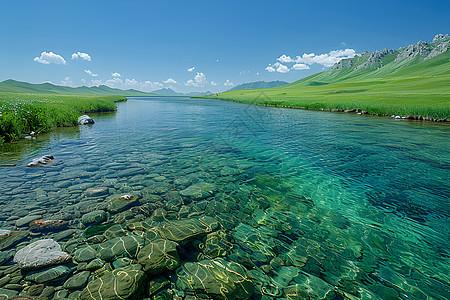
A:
[207, 35, 450, 119]
[0, 79, 155, 96]
[227, 80, 289, 91]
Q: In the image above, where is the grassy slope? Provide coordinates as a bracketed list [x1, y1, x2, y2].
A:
[207, 51, 450, 119]
[0, 93, 126, 143]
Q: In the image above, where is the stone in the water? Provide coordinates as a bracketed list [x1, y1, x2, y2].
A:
[81, 210, 107, 226]
[27, 155, 54, 167]
[97, 235, 144, 261]
[78, 265, 146, 300]
[112, 257, 133, 269]
[14, 239, 71, 270]
[25, 265, 73, 284]
[157, 216, 219, 245]
[84, 186, 109, 197]
[180, 182, 217, 201]
[29, 219, 68, 232]
[63, 270, 90, 290]
[0, 229, 11, 236]
[176, 258, 254, 300]
[0, 288, 18, 298]
[78, 115, 95, 125]
[201, 230, 233, 258]
[137, 238, 180, 275]
[107, 194, 140, 213]
[73, 246, 97, 263]
[0, 231, 29, 251]
[15, 215, 42, 227]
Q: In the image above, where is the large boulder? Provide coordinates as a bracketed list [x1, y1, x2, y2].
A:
[78, 115, 95, 125]
[107, 194, 140, 214]
[176, 258, 254, 300]
[81, 210, 107, 226]
[14, 239, 71, 270]
[78, 265, 146, 300]
[137, 238, 180, 275]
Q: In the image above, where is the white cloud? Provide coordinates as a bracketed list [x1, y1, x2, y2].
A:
[111, 72, 121, 77]
[210, 81, 218, 86]
[188, 67, 195, 72]
[61, 77, 73, 86]
[163, 78, 177, 84]
[265, 66, 276, 72]
[276, 63, 290, 73]
[105, 77, 123, 88]
[278, 54, 294, 63]
[295, 49, 356, 67]
[186, 72, 207, 87]
[34, 51, 66, 65]
[141, 81, 163, 91]
[292, 63, 310, 70]
[90, 79, 103, 86]
[224, 79, 234, 87]
[84, 69, 98, 77]
[81, 78, 86, 84]
[124, 78, 139, 89]
[71, 52, 92, 61]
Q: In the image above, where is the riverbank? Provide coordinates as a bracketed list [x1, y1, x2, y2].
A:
[0, 93, 126, 143]
[195, 75, 450, 121]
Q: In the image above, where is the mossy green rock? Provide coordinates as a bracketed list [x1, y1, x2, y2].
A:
[107, 194, 140, 213]
[112, 258, 132, 269]
[79, 265, 146, 300]
[97, 235, 144, 261]
[63, 270, 90, 290]
[180, 182, 217, 200]
[201, 230, 233, 258]
[0, 231, 29, 251]
[137, 238, 180, 274]
[81, 210, 107, 226]
[157, 216, 219, 245]
[0, 288, 18, 299]
[83, 223, 114, 238]
[73, 246, 97, 262]
[176, 258, 254, 300]
[25, 265, 73, 284]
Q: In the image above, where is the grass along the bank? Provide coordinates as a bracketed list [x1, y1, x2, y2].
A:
[0, 93, 126, 143]
[201, 75, 450, 119]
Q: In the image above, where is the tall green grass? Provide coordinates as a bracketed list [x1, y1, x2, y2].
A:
[0, 93, 126, 143]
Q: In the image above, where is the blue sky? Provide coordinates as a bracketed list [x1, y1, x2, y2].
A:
[1, 0, 449, 93]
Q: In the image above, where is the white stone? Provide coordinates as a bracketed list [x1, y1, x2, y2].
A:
[14, 239, 70, 270]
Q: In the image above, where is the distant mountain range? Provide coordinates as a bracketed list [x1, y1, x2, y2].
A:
[0, 80, 213, 97]
[0, 79, 155, 96]
[227, 80, 289, 91]
[151, 88, 213, 96]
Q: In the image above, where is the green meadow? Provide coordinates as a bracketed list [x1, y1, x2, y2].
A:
[0, 93, 126, 143]
[203, 49, 450, 119]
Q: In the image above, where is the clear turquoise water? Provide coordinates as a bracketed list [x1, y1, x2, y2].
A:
[0, 97, 449, 299]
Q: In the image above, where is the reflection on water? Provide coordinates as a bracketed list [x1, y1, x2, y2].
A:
[0, 97, 449, 299]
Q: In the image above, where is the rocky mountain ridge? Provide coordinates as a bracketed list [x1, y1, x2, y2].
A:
[332, 34, 449, 71]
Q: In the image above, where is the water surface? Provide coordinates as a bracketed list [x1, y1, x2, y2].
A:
[1, 97, 449, 299]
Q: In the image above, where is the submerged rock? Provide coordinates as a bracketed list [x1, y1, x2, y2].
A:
[0, 230, 29, 251]
[27, 155, 54, 167]
[176, 258, 254, 300]
[14, 239, 71, 270]
[107, 194, 140, 213]
[137, 238, 180, 274]
[78, 265, 146, 300]
[81, 210, 107, 226]
[25, 265, 73, 284]
[15, 215, 42, 227]
[78, 115, 95, 125]
[63, 270, 90, 290]
[180, 182, 217, 200]
[157, 216, 219, 245]
[29, 219, 68, 232]
[97, 235, 144, 261]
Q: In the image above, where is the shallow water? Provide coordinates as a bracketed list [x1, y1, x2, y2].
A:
[0, 97, 449, 299]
